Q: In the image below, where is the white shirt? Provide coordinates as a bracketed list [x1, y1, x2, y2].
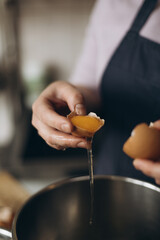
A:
[69, 0, 160, 90]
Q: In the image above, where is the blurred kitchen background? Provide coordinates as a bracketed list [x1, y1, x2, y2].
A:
[0, 0, 103, 188]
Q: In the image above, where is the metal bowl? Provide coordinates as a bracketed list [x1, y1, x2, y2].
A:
[2, 175, 160, 239]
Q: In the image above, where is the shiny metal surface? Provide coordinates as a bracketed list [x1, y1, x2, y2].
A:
[0, 228, 12, 240]
[12, 175, 160, 240]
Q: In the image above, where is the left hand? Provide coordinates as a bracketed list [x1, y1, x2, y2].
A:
[133, 120, 160, 185]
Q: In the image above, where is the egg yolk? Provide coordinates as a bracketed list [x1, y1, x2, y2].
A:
[70, 115, 103, 133]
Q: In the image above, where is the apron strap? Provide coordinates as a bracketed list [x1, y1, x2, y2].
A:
[130, 0, 158, 32]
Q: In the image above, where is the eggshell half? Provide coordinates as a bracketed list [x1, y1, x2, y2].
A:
[123, 123, 160, 160]
[67, 112, 105, 138]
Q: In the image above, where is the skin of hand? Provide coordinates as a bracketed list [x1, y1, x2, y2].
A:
[133, 120, 160, 185]
[32, 80, 99, 150]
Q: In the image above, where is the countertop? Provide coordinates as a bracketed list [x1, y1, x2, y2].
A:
[0, 171, 67, 230]
[20, 177, 65, 194]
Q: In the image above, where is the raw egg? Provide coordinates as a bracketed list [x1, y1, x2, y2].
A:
[67, 112, 105, 138]
[123, 123, 160, 160]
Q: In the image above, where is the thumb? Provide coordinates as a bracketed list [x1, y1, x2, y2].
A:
[151, 120, 160, 130]
[57, 81, 86, 115]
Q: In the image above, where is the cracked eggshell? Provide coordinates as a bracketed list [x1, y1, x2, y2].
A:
[67, 112, 105, 138]
[123, 123, 160, 160]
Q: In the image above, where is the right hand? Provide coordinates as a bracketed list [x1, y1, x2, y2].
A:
[32, 81, 89, 150]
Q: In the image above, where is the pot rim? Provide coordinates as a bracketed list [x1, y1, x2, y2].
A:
[12, 174, 160, 240]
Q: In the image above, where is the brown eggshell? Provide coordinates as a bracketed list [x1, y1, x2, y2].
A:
[67, 111, 105, 138]
[123, 123, 160, 160]
[70, 128, 94, 138]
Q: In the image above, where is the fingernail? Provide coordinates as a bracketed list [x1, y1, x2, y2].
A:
[77, 141, 86, 148]
[133, 159, 143, 169]
[152, 120, 160, 129]
[61, 124, 70, 133]
[75, 104, 85, 115]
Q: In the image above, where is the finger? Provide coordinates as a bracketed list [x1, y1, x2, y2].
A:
[46, 142, 67, 151]
[59, 85, 86, 115]
[155, 178, 160, 185]
[34, 117, 88, 149]
[45, 81, 86, 115]
[32, 98, 73, 133]
[47, 129, 88, 149]
[152, 120, 160, 130]
[133, 159, 160, 178]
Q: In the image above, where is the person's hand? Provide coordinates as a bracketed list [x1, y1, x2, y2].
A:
[32, 81, 89, 150]
[133, 120, 160, 185]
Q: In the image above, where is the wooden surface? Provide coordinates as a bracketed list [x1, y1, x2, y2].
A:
[0, 171, 30, 229]
[0, 171, 30, 212]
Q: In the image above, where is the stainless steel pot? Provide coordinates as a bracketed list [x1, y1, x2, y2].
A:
[1, 175, 160, 240]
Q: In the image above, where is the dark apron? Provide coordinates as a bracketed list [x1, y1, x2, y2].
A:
[96, 0, 160, 184]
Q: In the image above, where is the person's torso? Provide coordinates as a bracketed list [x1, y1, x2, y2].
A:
[94, 0, 160, 87]
[96, 0, 160, 184]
